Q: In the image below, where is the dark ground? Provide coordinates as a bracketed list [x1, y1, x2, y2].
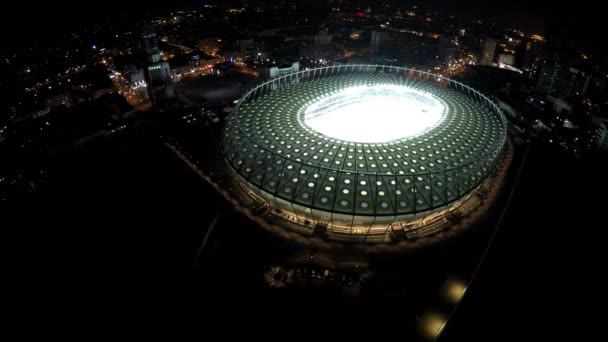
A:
[1, 133, 607, 338]
[444, 143, 608, 339]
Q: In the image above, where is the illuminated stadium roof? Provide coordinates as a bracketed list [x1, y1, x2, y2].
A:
[303, 84, 446, 143]
[222, 65, 507, 218]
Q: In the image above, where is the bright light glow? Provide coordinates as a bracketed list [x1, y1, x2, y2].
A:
[303, 85, 444, 143]
[443, 278, 468, 303]
[419, 311, 447, 338]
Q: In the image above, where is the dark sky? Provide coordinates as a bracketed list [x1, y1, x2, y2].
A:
[427, 0, 600, 34]
[4, 0, 602, 52]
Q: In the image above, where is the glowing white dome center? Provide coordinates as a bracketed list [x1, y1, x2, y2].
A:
[303, 85, 445, 143]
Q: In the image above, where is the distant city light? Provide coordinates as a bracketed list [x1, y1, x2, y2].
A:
[530, 34, 545, 42]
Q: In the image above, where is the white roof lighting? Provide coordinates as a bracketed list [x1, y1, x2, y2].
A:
[303, 85, 445, 143]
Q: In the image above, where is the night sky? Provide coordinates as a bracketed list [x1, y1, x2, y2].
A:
[4, 0, 603, 53]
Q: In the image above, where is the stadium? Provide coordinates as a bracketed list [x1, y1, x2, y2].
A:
[222, 65, 509, 244]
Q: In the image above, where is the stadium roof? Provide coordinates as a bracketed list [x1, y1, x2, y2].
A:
[223, 67, 506, 216]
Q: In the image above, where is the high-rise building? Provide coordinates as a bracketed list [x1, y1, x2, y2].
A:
[143, 29, 170, 82]
[480, 38, 496, 66]
[371, 30, 389, 55]
[147, 63, 170, 84]
[536, 63, 590, 99]
[143, 30, 161, 63]
[142, 28, 171, 102]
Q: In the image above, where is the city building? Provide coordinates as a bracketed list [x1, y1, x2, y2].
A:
[371, 30, 389, 55]
[258, 61, 300, 80]
[143, 28, 171, 102]
[498, 54, 515, 66]
[124, 64, 146, 88]
[147, 63, 171, 84]
[143, 29, 161, 64]
[536, 63, 590, 99]
[236, 39, 255, 60]
[480, 38, 497, 66]
[235, 39, 273, 62]
[314, 28, 333, 46]
[143, 28, 171, 85]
